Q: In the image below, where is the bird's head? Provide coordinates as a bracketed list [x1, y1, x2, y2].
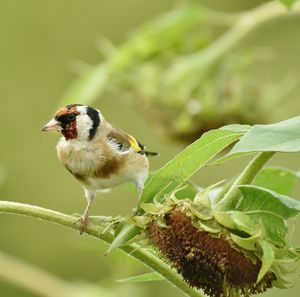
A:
[42, 104, 101, 141]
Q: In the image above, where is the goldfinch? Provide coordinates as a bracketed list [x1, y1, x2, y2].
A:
[42, 104, 157, 233]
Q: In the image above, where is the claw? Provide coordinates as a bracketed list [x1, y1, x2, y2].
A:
[125, 207, 139, 219]
[74, 215, 90, 235]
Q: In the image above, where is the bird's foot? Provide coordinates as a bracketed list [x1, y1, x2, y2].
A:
[131, 207, 138, 215]
[100, 215, 127, 234]
[74, 215, 90, 235]
[125, 207, 139, 219]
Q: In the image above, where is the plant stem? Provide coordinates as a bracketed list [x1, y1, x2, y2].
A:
[0, 201, 204, 297]
[216, 152, 275, 210]
[61, 1, 300, 107]
[0, 251, 76, 297]
[167, 1, 300, 82]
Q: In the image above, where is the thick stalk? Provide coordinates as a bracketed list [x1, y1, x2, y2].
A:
[216, 152, 275, 210]
[0, 251, 76, 297]
[0, 201, 204, 297]
[168, 1, 300, 82]
[61, 1, 300, 106]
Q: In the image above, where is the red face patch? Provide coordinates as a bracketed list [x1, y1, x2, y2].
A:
[61, 121, 77, 140]
[55, 106, 80, 119]
[55, 105, 81, 140]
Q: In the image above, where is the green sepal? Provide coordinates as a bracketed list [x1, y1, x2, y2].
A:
[189, 204, 213, 221]
[230, 229, 262, 251]
[257, 240, 275, 283]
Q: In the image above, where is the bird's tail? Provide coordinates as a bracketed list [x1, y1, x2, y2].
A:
[137, 141, 158, 157]
[145, 151, 159, 157]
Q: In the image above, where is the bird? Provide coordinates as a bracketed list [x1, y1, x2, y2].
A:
[42, 104, 157, 233]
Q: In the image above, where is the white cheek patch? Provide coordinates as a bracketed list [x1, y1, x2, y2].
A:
[96, 109, 102, 118]
[76, 115, 93, 141]
[77, 105, 88, 114]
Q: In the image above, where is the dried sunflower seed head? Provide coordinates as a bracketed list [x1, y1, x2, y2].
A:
[147, 208, 276, 297]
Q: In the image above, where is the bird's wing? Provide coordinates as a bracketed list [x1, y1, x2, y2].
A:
[107, 126, 143, 154]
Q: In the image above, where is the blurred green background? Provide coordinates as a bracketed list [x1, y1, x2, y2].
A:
[0, 0, 300, 296]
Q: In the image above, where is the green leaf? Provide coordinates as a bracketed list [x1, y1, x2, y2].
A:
[257, 240, 275, 283]
[213, 211, 237, 230]
[189, 204, 213, 221]
[106, 224, 140, 255]
[230, 116, 300, 154]
[140, 129, 243, 205]
[194, 180, 225, 208]
[229, 211, 256, 234]
[237, 185, 300, 219]
[117, 272, 164, 283]
[231, 229, 262, 251]
[272, 265, 295, 289]
[209, 152, 251, 166]
[249, 212, 287, 246]
[279, 0, 296, 8]
[129, 216, 151, 229]
[236, 185, 300, 245]
[214, 165, 298, 202]
[140, 202, 173, 215]
[213, 116, 300, 165]
[220, 124, 251, 134]
[253, 167, 298, 195]
[214, 210, 257, 235]
[192, 219, 221, 234]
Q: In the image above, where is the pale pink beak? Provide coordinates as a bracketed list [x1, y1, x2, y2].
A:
[41, 118, 61, 132]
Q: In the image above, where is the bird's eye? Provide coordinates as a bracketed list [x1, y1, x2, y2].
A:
[67, 113, 76, 121]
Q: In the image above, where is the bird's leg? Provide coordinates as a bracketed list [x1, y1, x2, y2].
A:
[134, 186, 143, 214]
[137, 186, 143, 201]
[75, 189, 95, 234]
[78, 201, 92, 234]
[128, 183, 144, 218]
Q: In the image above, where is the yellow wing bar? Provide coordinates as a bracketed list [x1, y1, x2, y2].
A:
[128, 135, 142, 153]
